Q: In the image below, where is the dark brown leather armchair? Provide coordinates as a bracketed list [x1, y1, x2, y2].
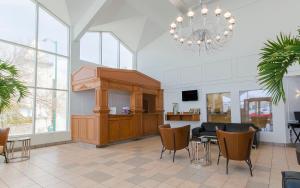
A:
[159, 124, 191, 162]
[216, 127, 255, 176]
[0, 128, 10, 163]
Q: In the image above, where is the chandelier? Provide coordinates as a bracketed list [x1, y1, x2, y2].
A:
[169, 0, 236, 52]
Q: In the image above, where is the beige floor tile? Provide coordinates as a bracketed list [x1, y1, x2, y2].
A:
[138, 179, 160, 188]
[0, 137, 297, 188]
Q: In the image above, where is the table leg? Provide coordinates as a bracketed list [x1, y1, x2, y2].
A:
[8, 141, 15, 159]
[293, 128, 300, 143]
[290, 128, 293, 143]
[291, 128, 298, 143]
[28, 139, 31, 158]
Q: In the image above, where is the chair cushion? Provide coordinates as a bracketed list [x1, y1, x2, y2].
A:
[192, 127, 203, 137]
[225, 123, 251, 132]
[199, 132, 216, 137]
[202, 123, 226, 132]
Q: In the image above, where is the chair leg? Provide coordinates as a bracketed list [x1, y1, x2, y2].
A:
[249, 158, 253, 168]
[4, 152, 8, 163]
[173, 150, 176, 163]
[186, 147, 191, 163]
[245, 159, 253, 176]
[226, 159, 229, 174]
[217, 151, 221, 165]
[160, 147, 165, 159]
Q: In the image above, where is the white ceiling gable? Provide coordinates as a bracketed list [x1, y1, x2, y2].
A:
[90, 16, 147, 51]
[65, 0, 97, 25]
[37, 0, 71, 24]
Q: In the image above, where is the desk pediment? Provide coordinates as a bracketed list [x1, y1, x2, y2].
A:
[72, 66, 161, 91]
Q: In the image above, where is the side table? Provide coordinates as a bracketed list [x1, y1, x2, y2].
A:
[7, 137, 31, 162]
[190, 135, 217, 166]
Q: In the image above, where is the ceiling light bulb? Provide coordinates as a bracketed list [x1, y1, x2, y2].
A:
[224, 30, 229, 36]
[216, 35, 221, 41]
[187, 40, 193, 45]
[179, 38, 185, 43]
[229, 24, 234, 31]
[206, 39, 212, 44]
[229, 18, 235, 24]
[196, 40, 202, 45]
[201, 7, 208, 15]
[174, 34, 179, 39]
[176, 16, 183, 23]
[215, 8, 222, 16]
[187, 11, 195, 18]
[170, 22, 177, 29]
[224, 11, 231, 19]
[170, 29, 175, 34]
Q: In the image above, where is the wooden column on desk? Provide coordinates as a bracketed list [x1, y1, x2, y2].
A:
[131, 86, 143, 137]
[94, 81, 109, 147]
[156, 89, 164, 126]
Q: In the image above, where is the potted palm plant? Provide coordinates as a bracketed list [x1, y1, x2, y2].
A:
[258, 29, 300, 104]
[0, 60, 28, 114]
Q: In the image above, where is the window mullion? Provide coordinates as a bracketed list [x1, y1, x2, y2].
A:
[99, 32, 102, 65]
[32, 2, 39, 135]
[117, 40, 120, 68]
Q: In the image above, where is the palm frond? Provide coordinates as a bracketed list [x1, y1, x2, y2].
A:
[0, 60, 28, 113]
[258, 32, 300, 104]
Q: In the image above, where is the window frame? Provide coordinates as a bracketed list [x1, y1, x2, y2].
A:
[239, 89, 273, 132]
[80, 31, 135, 70]
[206, 92, 232, 123]
[0, 0, 70, 136]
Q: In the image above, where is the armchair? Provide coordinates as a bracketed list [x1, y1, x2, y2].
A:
[0, 128, 10, 163]
[216, 127, 255, 176]
[159, 124, 191, 162]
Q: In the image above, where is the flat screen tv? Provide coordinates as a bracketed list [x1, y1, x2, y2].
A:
[182, 90, 198, 101]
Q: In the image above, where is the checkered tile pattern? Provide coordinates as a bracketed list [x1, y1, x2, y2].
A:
[0, 136, 298, 188]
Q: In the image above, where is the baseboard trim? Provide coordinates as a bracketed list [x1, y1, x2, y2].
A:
[11, 140, 73, 152]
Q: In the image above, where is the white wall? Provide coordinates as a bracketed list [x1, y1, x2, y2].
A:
[137, 0, 300, 144]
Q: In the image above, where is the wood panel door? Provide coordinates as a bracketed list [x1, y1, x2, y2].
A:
[119, 119, 132, 140]
[79, 119, 88, 141]
[87, 118, 98, 144]
[71, 118, 79, 140]
[143, 114, 158, 135]
[109, 121, 119, 142]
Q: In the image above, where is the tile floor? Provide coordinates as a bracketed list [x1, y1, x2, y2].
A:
[0, 136, 299, 188]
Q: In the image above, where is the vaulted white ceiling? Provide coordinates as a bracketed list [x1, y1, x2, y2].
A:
[37, 0, 180, 51]
[37, 0, 273, 52]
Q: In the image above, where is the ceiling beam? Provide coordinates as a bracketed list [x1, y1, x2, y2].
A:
[72, 0, 108, 41]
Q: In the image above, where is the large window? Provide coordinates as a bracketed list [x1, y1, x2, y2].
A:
[207, 92, 231, 123]
[102, 32, 118, 68]
[0, 0, 69, 135]
[80, 32, 100, 64]
[240, 90, 273, 132]
[120, 43, 133, 70]
[0, 0, 36, 47]
[80, 32, 134, 69]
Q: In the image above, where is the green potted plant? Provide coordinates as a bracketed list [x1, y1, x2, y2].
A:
[0, 60, 28, 114]
[258, 29, 300, 104]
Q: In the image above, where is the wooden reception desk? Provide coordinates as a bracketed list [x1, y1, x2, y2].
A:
[71, 66, 164, 147]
